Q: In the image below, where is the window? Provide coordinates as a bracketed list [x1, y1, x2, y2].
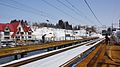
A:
[49, 33, 52, 34]
[74, 32, 78, 34]
[28, 36, 31, 38]
[21, 32, 24, 35]
[22, 36, 24, 39]
[4, 27, 10, 35]
[65, 34, 70, 37]
[17, 32, 19, 34]
[4, 27, 10, 32]
[28, 32, 31, 35]
[16, 36, 20, 40]
[6, 28, 9, 30]
[16, 39, 20, 40]
[16, 36, 20, 39]
[4, 32, 10, 35]
[19, 27, 21, 31]
[4, 37, 10, 39]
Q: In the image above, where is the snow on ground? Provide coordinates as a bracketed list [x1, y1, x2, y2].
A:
[21, 45, 89, 67]
[96, 34, 104, 38]
[21, 39, 103, 67]
[32, 27, 103, 41]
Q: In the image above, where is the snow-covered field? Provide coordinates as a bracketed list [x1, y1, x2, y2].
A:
[32, 27, 103, 41]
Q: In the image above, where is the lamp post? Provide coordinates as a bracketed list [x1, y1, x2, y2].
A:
[65, 22, 66, 40]
[25, 32, 27, 45]
[0, 32, 1, 47]
[15, 36, 17, 46]
[85, 26, 87, 37]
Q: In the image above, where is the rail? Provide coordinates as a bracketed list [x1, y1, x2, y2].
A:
[0, 38, 100, 67]
[0, 37, 98, 58]
[60, 38, 104, 67]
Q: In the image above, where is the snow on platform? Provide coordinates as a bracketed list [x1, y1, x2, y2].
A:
[21, 39, 103, 67]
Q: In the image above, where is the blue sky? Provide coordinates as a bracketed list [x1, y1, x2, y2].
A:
[0, 0, 120, 27]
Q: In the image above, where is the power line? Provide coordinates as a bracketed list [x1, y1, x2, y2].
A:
[0, 2, 43, 18]
[56, 0, 86, 23]
[84, 0, 103, 26]
[56, 0, 79, 16]
[41, 0, 82, 22]
[11, 0, 58, 20]
[66, 0, 81, 13]
[0, 0, 57, 22]
[0, 2, 34, 15]
[62, 0, 94, 24]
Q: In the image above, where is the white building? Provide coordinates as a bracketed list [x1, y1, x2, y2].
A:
[0, 21, 32, 43]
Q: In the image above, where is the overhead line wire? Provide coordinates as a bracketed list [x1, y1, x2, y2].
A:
[42, 0, 83, 22]
[0, 0, 57, 22]
[11, 0, 58, 20]
[84, 0, 103, 26]
[57, 0, 80, 16]
[65, 0, 95, 24]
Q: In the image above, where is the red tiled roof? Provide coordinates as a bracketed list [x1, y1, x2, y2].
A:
[10, 22, 19, 37]
[0, 22, 19, 37]
[9, 22, 19, 32]
[23, 25, 30, 32]
[0, 23, 6, 31]
[0, 22, 19, 32]
[0, 21, 31, 38]
[11, 29, 18, 38]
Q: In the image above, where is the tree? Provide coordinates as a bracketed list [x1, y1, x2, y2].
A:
[58, 20, 65, 29]
[91, 26, 96, 33]
[10, 19, 17, 23]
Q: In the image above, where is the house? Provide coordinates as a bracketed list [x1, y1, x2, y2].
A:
[0, 21, 32, 44]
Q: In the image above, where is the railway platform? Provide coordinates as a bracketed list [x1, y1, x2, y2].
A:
[76, 42, 120, 67]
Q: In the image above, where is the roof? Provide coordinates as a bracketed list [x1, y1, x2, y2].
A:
[0, 22, 19, 37]
[0, 21, 31, 37]
[0, 22, 19, 32]
[7, 22, 19, 32]
[23, 25, 31, 32]
[0, 23, 6, 31]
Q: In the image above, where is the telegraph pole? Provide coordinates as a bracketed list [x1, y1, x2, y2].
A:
[119, 19, 120, 28]
[111, 23, 114, 32]
[112, 23, 113, 29]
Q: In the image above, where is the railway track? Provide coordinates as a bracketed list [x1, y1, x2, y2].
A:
[0, 37, 98, 58]
[60, 38, 104, 67]
[0, 38, 98, 65]
[0, 37, 102, 67]
[0, 37, 98, 65]
[1, 39, 100, 67]
[0, 37, 101, 66]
